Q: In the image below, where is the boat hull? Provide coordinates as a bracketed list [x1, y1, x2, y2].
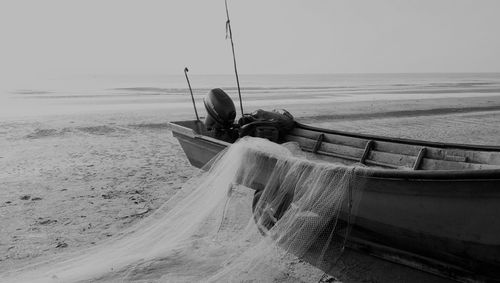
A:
[349, 174, 500, 280]
[169, 120, 229, 168]
[238, 150, 500, 281]
[169, 120, 500, 281]
[173, 131, 226, 168]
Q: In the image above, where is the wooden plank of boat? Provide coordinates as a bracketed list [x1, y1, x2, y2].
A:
[289, 126, 500, 170]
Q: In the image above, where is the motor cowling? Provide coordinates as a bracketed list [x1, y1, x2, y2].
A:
[204, 88, 236, 130]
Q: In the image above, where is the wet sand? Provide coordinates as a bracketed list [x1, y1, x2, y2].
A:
[1, 94, 499, 281]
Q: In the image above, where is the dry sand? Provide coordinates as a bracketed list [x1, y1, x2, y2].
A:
[1, 94, 499, 282]
[0, 121, 198, 274]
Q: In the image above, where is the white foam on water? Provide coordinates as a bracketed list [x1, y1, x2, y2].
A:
[2, 137, 359, 282]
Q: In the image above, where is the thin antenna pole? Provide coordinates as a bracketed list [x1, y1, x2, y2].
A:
[225, 0, 244, 116]
[184, 67, 200, 121]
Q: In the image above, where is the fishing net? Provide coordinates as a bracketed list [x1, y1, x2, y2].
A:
[2, 137, 365, 282]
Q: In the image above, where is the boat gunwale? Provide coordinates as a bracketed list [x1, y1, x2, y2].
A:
[169, 120, 500, 179]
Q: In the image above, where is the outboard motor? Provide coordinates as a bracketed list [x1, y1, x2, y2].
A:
[203, 88, 295, 143]
[204, 88, 238, 142]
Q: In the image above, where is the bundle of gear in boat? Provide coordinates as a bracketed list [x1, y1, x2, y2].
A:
[203, 88, 296, 143]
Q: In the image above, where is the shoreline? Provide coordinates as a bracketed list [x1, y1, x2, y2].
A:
[300, 104, 500, 122]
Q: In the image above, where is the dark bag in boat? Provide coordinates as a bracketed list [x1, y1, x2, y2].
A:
[238, 109, 295, 142]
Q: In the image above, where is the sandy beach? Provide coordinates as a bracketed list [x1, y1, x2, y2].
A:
[2, 0, 500, 279]
[1, 0, 500, 278]
[1, 85, 500, 281]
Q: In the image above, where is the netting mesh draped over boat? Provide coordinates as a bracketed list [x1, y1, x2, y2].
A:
[4, 137, 363, 283]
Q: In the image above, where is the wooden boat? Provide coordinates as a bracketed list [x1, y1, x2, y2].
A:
[169, 119, 500, 282]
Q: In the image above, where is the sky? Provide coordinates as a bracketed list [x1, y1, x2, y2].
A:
[1, 0, 500, 81]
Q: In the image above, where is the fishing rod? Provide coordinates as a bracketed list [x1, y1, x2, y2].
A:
[184, 67, 200, 121]
[224, 0, 244, 117]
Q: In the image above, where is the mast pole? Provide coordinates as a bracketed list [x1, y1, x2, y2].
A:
[184, 67, 200, 121]
[225, 0, 244, 116]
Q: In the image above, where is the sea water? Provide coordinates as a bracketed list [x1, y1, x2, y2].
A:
[1, 73, 500, 119]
